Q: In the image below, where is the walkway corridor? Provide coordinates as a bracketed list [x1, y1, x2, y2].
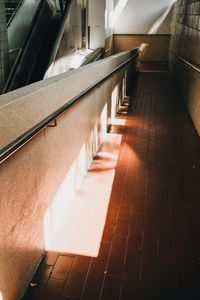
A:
[23, 71, 200, 300]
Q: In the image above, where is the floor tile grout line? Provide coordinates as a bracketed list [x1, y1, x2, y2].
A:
[118, 83, 145, 299]
[99, 93, 137, 300]
[79, 258, 93, 299]
[98, 109, 131, 300]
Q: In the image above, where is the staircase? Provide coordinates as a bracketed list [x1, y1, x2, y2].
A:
[5, 0, 22, 24]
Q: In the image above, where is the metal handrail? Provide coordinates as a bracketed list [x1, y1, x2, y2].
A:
[0, 49, 139, 163]
[174, 53, 200, 73]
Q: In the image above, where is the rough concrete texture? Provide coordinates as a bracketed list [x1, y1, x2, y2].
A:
[0, 50, 135, 148]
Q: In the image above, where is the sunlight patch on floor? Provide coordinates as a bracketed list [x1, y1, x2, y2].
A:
[112, 118, 126, 126]
[47, 133, 122, 257]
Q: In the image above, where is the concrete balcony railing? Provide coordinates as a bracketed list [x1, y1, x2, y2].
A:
[0, 49, 138, 300]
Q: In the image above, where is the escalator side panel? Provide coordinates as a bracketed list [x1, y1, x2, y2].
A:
[44, 0, 83, 78]
[6, 0, 55, 92]
[5, 0, 83, 92]
[29, 14, 62, 83]
[8, 0, 41, 51]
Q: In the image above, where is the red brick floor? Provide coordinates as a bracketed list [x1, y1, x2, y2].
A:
[23, 72, 200, 300]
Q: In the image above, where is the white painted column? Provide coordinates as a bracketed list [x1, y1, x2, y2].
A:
[0, 0, 9, 93]
[88, 0, 105, 49]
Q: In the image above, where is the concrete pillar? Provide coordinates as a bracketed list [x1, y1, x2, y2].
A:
[88, 0, 105, 49]
[0, 0, 9, 93]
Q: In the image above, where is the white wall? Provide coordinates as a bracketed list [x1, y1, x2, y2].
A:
[114, 0, 176, 34]
[88, 0, 105, 48]
[105, 0, 114, 38]
[87, 0, 115, 49]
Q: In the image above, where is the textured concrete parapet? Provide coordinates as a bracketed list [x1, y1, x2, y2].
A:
[0, 50, 136, 300]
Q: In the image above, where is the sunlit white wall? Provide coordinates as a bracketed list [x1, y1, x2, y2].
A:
[105, 0, 114, 38]
[114, 0, 175, 34]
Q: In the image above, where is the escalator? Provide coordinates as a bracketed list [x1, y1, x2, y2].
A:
[5, 0, 22, 24]
[3, 0, 73, 93]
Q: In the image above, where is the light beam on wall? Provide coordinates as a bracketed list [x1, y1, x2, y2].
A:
[148, 0, 177, 34]
[113, 0, 128, 25]
[105, 9, 108, 29]
[43, 103, 123, 257]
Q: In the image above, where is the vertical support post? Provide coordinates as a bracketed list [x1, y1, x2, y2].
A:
[0, 0, 9, 93]
[126, 67, 132, 96]
[126, 60, 137, 96]
[82, 0, 88, 48]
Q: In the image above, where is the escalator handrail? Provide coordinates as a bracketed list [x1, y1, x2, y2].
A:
[45, 0, 74, 73]
[81, 48, 110, 67]
[80, 48, 103, 67]
[0, 48, 139, 163]
[7, 0, 25, 27]
[3, 0, 47, 93]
